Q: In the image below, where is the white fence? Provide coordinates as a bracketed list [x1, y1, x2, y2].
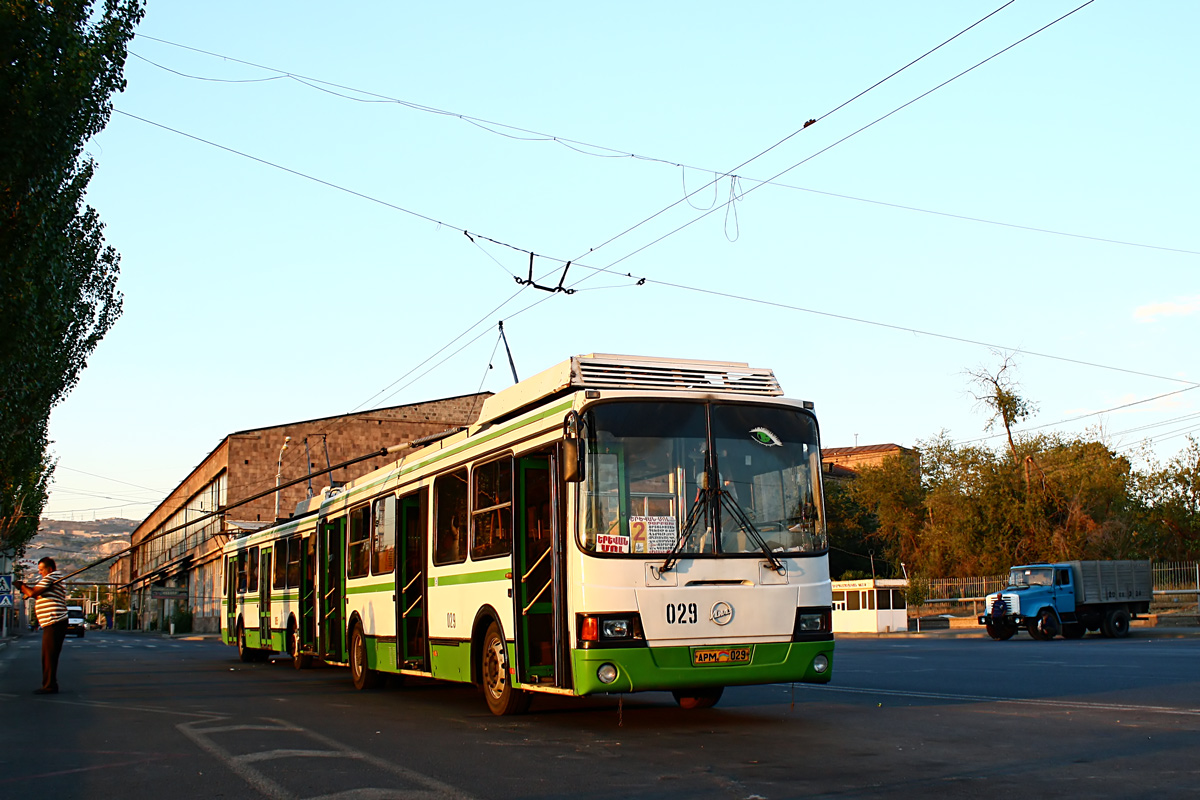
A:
[926, 562, 1200, 602]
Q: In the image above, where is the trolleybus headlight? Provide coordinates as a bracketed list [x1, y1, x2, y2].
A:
[578, 613, 645, 643]
[601, 619, 631, 639]
[597, 663, 619, 684]
[792, 608, 831, 638]
[812, 654, 829, 674]
[797, 613, 824, 632]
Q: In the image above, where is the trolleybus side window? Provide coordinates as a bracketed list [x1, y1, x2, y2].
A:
[236, 552, 248, 593]
[273, 539, 287, 590]
[372, 495, 397, 575]
[471, 456, 513, 560]
[286, 536, 302, 587]
[246, 546, 259, 594]
[347, 505, 371, 579]
[433, 469, 468, 565]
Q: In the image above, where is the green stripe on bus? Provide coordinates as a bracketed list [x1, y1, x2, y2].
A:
[346, 581, 396, 595]
[428, 568, 509, 587]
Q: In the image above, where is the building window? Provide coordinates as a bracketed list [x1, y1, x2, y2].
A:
[471, 457, 512, 561]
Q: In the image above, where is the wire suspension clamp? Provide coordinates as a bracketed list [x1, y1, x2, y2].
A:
[515, 252, 576, 294]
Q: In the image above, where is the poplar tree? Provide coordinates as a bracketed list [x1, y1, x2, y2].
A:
[0, 0, 143, 554]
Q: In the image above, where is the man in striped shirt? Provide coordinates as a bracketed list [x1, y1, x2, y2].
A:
[17, 557, 69, 695]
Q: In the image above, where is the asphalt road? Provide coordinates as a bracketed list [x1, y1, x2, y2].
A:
[2, 630, 1199, 799]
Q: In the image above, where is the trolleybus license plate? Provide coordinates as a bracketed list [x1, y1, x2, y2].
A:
[692, 646, 752, 665]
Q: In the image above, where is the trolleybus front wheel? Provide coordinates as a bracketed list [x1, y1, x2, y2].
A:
[672, 687, 724, 709]
[481, 621, 530, 716]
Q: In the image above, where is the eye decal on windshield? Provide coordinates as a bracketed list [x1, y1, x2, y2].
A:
[749, 427, 782, 447]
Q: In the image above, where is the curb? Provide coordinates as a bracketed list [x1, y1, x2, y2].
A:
[836, 625, 1200, 640]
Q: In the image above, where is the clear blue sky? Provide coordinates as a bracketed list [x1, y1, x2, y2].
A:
[44, 1, 1199, 519]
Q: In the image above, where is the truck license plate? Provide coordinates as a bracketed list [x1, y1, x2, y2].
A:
[692, 646, 752, 665]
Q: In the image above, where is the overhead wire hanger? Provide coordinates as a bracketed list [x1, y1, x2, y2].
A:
[514, 252, 576, 295]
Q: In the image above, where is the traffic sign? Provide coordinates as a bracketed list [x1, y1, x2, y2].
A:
[0, 574, 11, 593]
[0, 595, 12, 608]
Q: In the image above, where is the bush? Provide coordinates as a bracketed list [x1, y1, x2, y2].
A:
[170, 608, 193, 634]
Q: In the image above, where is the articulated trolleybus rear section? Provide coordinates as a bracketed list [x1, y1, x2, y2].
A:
[221, 354, 834, 715]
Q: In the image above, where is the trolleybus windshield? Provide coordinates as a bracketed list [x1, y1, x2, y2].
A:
[581, 401, 826, 557]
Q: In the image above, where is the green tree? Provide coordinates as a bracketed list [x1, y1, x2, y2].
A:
[0, 0, 143, 555]
[1136, 436, 1200, 560]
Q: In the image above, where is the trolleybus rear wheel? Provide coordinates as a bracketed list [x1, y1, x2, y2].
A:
[349, 624, 381, 690]
[288, 621, 312, 669]
[237, 621, 257, 663]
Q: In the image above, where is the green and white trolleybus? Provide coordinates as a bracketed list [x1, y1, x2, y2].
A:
[221, 354, 834, 714]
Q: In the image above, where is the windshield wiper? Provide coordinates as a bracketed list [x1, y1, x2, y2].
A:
[660, 476, 786, 575]
[717, 489, 786, 574]
[661, 483, 711, 573]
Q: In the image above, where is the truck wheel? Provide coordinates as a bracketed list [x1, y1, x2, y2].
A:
[1061, 623, 1086, 639]
[985, 622, 1016, 641]
[1035, 609, 1059, 640]
[1102, 608, 1131, 638]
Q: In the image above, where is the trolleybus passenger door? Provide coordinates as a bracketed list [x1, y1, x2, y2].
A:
[514, 456, 566, 687]
[320, 517, 347, 661]
[259, 547, 272, 651]
[298, 534, 316, 655]
[225, 556, 238, 644]
[395, 490, 428, 671]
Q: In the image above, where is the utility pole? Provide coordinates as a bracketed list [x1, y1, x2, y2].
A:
[274, 436, 291, 520]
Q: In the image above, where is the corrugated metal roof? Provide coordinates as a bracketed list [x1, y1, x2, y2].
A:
[823, 444, 906, 456]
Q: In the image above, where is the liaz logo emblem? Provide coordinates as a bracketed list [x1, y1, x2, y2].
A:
[710, 601, 734, 625]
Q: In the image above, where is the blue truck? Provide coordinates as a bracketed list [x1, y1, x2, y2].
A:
[979, 560, 1153, 640]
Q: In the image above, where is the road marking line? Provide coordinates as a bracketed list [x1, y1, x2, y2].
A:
[178, 716, 478, 800]
[795, 684, 1200, 717]
[237, 749, 348, 764]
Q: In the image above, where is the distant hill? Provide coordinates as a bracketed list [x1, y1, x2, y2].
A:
[22, 517, 140, 583]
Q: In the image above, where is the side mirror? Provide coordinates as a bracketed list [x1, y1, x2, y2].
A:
[562, 439, 583, 483]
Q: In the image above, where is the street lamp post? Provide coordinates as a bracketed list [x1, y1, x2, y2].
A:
[274, 436, 291, 521]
